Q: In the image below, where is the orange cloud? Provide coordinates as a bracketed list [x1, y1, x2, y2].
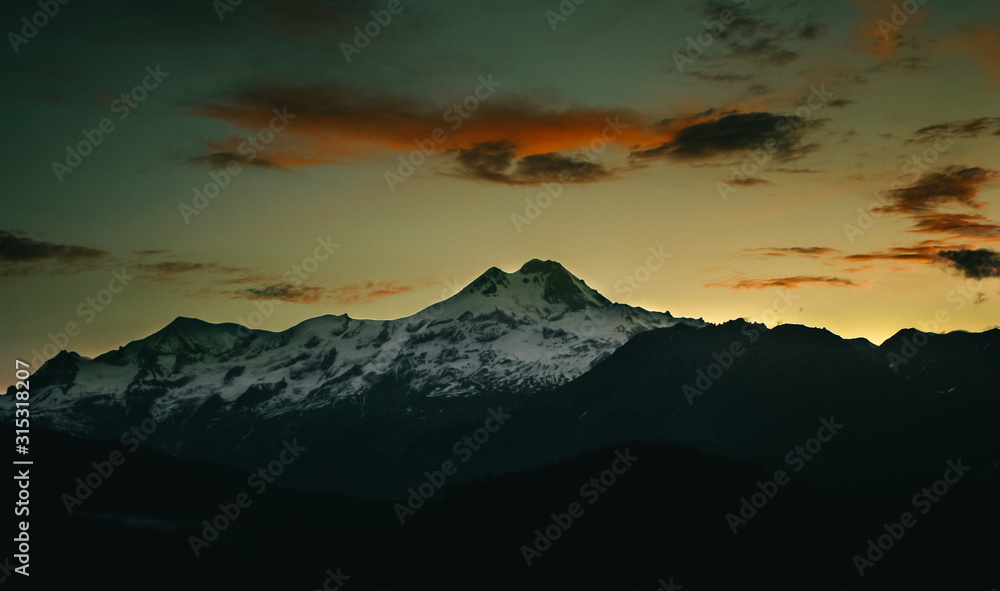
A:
[853, 0, 928, 58]
[945, 26, 1000, 86]
[868, 166, 1000, 244]
[842, 242, 958, 264]
[706, 276, 862, 291]
[908, 212, 1000, 241]
[191, 87, 664, 164]
[329, 280, 423, 305]
[189, 85, 762, 173]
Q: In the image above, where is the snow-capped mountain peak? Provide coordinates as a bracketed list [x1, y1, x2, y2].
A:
[430, 259, 612, 319]
[19, 260, 704, 436]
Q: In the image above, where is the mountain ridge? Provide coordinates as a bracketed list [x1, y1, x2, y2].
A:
[4, 259, 998, 499]
[11, 259, 701, 436]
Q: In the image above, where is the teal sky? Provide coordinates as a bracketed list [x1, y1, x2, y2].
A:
[2, 0, 999, 379]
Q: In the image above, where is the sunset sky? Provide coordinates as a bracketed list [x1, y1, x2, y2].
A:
[2, 0, 999, 371]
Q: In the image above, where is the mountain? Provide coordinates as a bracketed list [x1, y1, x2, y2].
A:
[5, 260, 999, 500]
[25, 260, 698, 426]
[9, 260, 703, 488]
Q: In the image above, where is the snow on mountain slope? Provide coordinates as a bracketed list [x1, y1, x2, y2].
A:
[26, 260, 704, 434]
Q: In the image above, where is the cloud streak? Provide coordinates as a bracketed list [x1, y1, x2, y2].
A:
[875, 166, 999, 215]
[907, 117, 1000, 143]
[843, 242, 951, 264]
[236, 283, 325, 303]
[328, 280, 423, 305]
[908, 212, 1000, 241]
[0, 232, 109, 276]
[729, 177, 772, 187]
[707, 275, 861, 291]
[0, 232, 107, 262]
[745, 246, 840, 258]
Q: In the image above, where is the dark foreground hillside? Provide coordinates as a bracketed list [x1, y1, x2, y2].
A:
[9, 426, 997, 590]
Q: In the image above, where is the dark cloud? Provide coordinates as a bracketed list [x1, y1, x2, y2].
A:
[237, 278, 431, 305]
[141, 262, 221, 276]
[828, 99, 854, 108]
[908, 117, 1000, 143]
[454, 141, 612, 185]
[632, 112, 822, 162]
[799, 23, 827, 40]
[237, 283, 324, 303]
[455, 140, 517, 183]
[937, 248, 1000, 279]
[0, 233, 108, 276]
[729, 177, 772, 187]
[189, 152, 280, 170]
[0, 236, 252, 281]
[0, 233, 107, 262]
[515, 153, 612, 184]
[876, 166, 999, 214]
